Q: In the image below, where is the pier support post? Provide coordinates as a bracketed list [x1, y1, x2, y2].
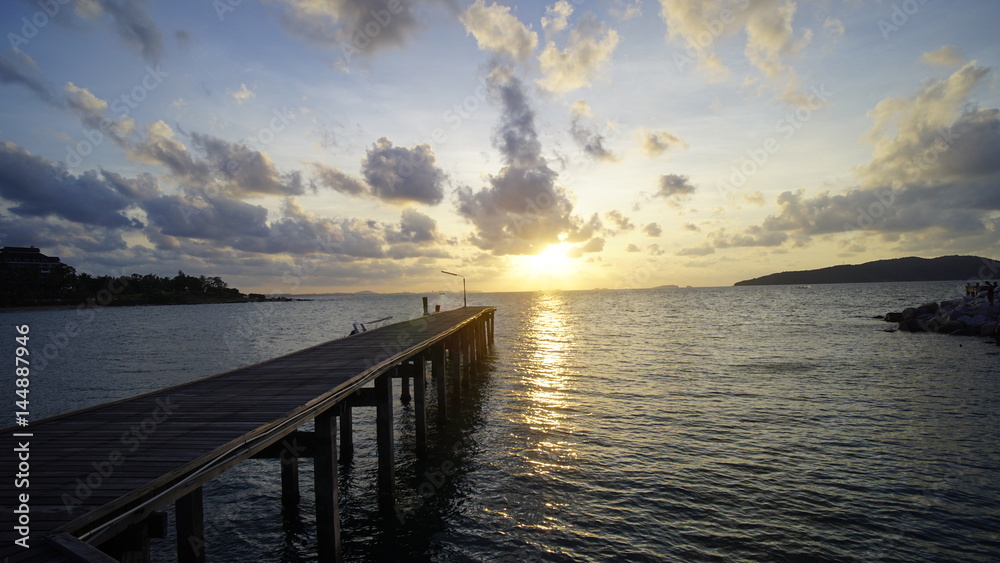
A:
[414, 356, 427, 457]
[339, 403, 353, 461]
[280, 443, 300, 508]
[433, 343, 447, 423]
[375, 373, 396, 514]
[451, 335, 464, 399]
[488, 311, 494, 347]
[176, 487, 205, 563]
[314, 408, 342, 562]
[400, 364, 411, 405]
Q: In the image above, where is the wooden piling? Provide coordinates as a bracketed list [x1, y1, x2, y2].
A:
[433, 342, 447, 423]
[400, 364, 412, 404]
[314, 408, 342, 562]
[175, 487, 205, 563]
[375, 373, 396, 514]
[280, 445, 300, 507]
[413, 356, 427, 457]
[339, 402, 353, 461]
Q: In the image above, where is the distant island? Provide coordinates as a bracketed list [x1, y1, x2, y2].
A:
[734, 255, 998, 286]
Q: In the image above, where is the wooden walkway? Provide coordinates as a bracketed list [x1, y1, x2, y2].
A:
[1, 306, 495, 562]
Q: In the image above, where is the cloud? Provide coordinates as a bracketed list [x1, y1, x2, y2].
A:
[638, 128, 688, 157]
[64, 82, 108, 116]
[74, 0, 164, 64]
[922, 45, 964, 67]
[228, 83, 256, 105]
[648, 243, 665, 256]
[656, 173, 697, 199]
[306, 162, 368, 196]
[643, 222, 662, 237]
[0, 51, 61, 106]
[823, 17, 844, 41]
[270, 0, 423, 56]
[386, 208, 440, 244]
[125, 121, 305, 198]
[569, 100, 619, 161]
[605, 210, 634, 232]
[609, 0, 643, 20]
[659, 0, 813, 104]
[697, 65, 1000, 254]
[0, 141, 144, 229]
[538, 12, 620, 92]
[542, 1, 573, 34]
[455, 70, 602, 255]
[360, 137, 447, 205]
[567, 236, 604, 257]
[860, 62, 992, 187]
[625, 243, 640, 252]
[677, 245, 714, 256]
[460, 0, 538, 62]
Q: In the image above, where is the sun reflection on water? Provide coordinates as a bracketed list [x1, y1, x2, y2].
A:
[515, 292, 580, 474]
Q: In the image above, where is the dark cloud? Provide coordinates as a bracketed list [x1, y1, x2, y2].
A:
[656, 173, 697, 199]
[0, 214, 129, 254]
[569, 103, 619, 162]
[307, 162, 368, 196]
[0, 142, 143, 229]
[386, 208, 439, 244]
[142, 194, 269, 241]
[190, 132, 305, 197]
[360, 137, 446, 205]
[79, 0, 164, 64]
[455, 70, 602, 255]
[0, 51, 61, 106]
[272, 0, 424, 57]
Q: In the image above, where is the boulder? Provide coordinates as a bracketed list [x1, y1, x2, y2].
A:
[940, 298, 964, 309]
[939, 321, 966, 335]
[884, 312, 904, 323]
[902, 307, 918, 321]
[917, 302, 940, 314]
[980, 321, 999, 337]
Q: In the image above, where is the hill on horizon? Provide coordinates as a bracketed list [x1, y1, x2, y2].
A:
[734, 255, 998, 286]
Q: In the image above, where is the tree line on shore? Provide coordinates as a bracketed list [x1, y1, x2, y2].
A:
[1, 264, 267, 307]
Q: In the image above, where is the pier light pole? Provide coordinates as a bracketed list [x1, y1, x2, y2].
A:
[441, 270, 466, 308]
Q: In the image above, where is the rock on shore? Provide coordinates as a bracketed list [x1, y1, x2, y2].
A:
[884, 295, 1000, 342]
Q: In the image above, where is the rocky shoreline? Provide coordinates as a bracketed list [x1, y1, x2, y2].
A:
[882, 293, 999, 344]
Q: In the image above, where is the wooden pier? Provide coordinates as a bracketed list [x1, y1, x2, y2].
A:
[1, 306, 496, 562]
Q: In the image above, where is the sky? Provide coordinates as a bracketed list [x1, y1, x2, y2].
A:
[0, 0, 998, 294]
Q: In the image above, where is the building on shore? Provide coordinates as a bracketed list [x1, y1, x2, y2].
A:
[0, 246, 68, 301]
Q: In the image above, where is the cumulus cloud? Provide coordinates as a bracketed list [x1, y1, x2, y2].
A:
[0, 142, 144, 229]
[922, 45, 964, 67]
[386, 208, 440, 244]
[460, 0, 538, 62]
[638, 128, 688, 157]
[656, 173, 697, 199]
[625, 243, 640, 252]
[659, 0, 813, 104]
[569, 100, 619, 161]
[361, 137, 447, 205]
[64, 82, 108, 116]
[455, 70, 603, 255]
[542, 1, 573, 35]
[538, 11, 620, 92]
[643, 222, 662, 237]
[695, 64, 1000, 254]
[74, 0, 164, 64]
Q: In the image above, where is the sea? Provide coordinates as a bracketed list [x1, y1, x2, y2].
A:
[2, 281, 999, 562]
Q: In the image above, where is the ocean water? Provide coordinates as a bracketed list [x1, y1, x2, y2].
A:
[2, 282, 999, 561]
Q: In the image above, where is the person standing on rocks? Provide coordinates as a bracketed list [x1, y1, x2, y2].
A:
[987, 281, 995, 306]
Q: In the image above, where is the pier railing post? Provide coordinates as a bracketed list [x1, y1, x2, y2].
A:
[375, 372, 396, 514]
[176, 487, 205, 563]
[314, 408, 342, 562]
[400, 364, 412, 405]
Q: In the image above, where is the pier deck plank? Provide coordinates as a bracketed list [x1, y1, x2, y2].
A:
[1, 306, 494, 562]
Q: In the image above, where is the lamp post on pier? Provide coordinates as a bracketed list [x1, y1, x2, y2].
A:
[441, 270, 466, 308]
